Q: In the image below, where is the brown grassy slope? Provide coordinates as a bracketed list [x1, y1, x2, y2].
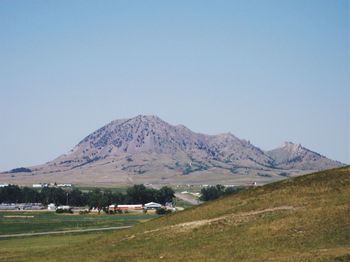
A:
[2, 166, 350, 262]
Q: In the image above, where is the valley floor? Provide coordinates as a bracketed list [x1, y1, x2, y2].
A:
[0, 167, 349, 261]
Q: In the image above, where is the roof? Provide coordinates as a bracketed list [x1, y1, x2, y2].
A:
[144, 202, 162, 207]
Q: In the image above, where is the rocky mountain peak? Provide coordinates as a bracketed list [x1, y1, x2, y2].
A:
[282, 141, 302, 149]
[38, 115, 343, 178]
[266, 141, 341, 170]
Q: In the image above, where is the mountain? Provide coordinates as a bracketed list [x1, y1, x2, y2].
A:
[4, 167, 349, 261]
[0, 115, 344, 186]
[266, 141, 343, 170]
[52, 115, 272, 169]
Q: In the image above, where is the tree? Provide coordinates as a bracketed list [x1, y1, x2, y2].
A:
[111, 192, 125, 204]
[40, 187, 66, 205]
[87, 189, 110, 212]
[156, 207, 171, 215]
[223, 186, 243, 196]
[68, 188, 86, 206]
[126, 184, 155, 204]
[22, 187, 40, 203]
[156, 186, 175, 205]
[0, 185, 22, 203]
[200, 185, 244, 201]
[200, 184, 225, 201]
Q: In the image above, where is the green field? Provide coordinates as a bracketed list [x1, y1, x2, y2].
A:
[0, 167, 349, 261]
[0, 211, 158, 235]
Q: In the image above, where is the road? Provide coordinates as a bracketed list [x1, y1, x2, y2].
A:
[0, 226, 132, 239]
[174, 192, 202, 205]
[146, 184, 202, 206]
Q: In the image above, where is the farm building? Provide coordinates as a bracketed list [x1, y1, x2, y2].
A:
[0, 203, 17, 210]
[144, 202, 162, 210]
[57, 205, 71, 211]
[0, 203, 44, 210]
[116, 204, 143, 211]
[108, 204, 143, 212]
[57, 183, 72, 187]
[20, 203, 44, 210]
[32, 183, 49, 188]
[47, 203, 56, 211]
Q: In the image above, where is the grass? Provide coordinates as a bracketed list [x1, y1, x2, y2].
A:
[0, 166, 349, 261]
[0, 232, 108, 261]
[0, 211, 158, 235]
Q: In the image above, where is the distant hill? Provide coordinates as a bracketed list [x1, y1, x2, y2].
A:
[0, 115, 344, 186]
[7, 167, 32, 173]
[4, 166, 349, 261]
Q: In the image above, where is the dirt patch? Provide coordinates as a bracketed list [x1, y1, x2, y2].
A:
[118, 206, 298, 242]
[170, 206, 297, 233]
[3, 215, 34, 218]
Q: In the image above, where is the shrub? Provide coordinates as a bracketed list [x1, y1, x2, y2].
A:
[56, 208, 73, 214]
[156, 208, 171, 215]
[79, 210, 90, 215]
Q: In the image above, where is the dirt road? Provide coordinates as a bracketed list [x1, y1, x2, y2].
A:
[0, 226, 132, 239]
[146, 184, 202, 205]
[174, 192, 202, 205]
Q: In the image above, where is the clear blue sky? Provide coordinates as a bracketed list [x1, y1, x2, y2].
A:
[0, 0, 349, 170]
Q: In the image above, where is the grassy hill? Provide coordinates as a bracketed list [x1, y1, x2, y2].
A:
[1, 166, 349, 261]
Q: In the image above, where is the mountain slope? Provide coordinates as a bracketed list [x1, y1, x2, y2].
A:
[2, 166, 349, 261]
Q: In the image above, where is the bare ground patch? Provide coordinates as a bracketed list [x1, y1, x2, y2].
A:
[118, 206, 298, 241]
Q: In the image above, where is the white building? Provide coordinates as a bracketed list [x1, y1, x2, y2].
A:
[57, 184, 72, 187]
[32, 183, 48, 188]
[116, 204, 143, 211]
[57, 205, 71, 210]
[0, 203, 17, 210]
[48, 203, 56, 211]
[144, 202, 162, 210]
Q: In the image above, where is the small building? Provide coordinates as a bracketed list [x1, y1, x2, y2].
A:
[108, 204, 116, 212]
[32, 183, 49, 188]
[57, 183, 72, 188]
[0, 184, 9, 188]
[144, 202, 162, 210]
[0, 203, 17, 210]
[20, 203, 44, 210]
[57, 205, 71, 211]
[48, 203, 56, 211]
[115, 204, 143, 211]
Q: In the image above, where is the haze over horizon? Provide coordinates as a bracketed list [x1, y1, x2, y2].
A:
[0, 0, 349, 170]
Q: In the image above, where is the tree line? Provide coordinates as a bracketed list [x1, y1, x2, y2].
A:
[0, 184, 175, 210]
[199, 184, 244, 201]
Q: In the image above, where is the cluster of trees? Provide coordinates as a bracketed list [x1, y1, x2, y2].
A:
[0, 184, 175, 210]
[199, 184, 244, 201]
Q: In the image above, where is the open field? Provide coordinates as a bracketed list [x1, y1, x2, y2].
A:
[0, 211, 158, 235]
[0, 166, 349, 261]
